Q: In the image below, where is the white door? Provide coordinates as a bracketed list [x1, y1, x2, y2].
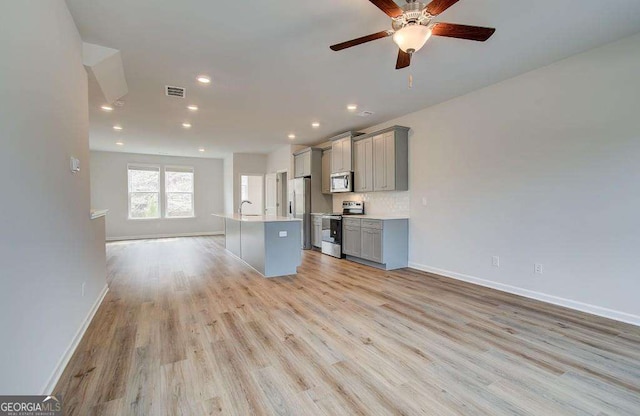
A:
[265, 173, 277, 215]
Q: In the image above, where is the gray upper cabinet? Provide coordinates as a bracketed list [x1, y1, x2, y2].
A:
[357, 125, 408, 192]
[353, 137, 373, 192]
[293, 149, 312, 178]
[321, 148, 332, 194]
[373, 132, 395, 191]
[331, 135, 353, 173]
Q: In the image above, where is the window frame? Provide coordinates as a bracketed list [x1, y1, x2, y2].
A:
[127, 164, 161, 220]
[164, 165, 195, 219]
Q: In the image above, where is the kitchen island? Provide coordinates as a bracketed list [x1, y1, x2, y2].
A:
[213, 214, 302, 278]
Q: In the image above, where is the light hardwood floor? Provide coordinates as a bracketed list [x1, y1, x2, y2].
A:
[54, 236, 640, 415]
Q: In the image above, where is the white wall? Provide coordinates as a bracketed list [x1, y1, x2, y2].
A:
[352, 33, 640, 324]
[266, 144, 305, 176]
[90, 151, 225, 240]
[0, 0, 107, 393]
[223, 154, 234, 214]
[231, 153, 267, 213]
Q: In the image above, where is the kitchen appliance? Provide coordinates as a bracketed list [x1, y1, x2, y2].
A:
[329, 0, 496, 70]
[321, 201, 365, 258]
[330, 171, 353, 193]
[321, 215, 343, 258]
[289, 177, 312, 249]
[342, 200, 365, 215]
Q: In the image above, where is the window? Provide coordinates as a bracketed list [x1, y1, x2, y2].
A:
[165, 166, 194, 218]
[128, 165, 160, 219]
[240, 175, 249, 200]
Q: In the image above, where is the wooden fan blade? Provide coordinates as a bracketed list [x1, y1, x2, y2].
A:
[426, 0, 460, 16]
[369, 0, 404, 18]
[330, 30, 392, 51]
[395, 49, 411, 70]
[432, 23, 496, 41]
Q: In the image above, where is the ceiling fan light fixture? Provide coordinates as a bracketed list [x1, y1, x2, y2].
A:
[393, 24, 432, 53]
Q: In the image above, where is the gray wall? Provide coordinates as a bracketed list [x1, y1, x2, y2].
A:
[0, 0, 107, 393]
[90, 151, 225, 240]
[360, 33, 640, 324]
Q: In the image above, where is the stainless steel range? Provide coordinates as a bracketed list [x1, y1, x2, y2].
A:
[321, 201, 364, 258]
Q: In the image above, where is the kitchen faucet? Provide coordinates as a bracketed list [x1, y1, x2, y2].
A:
[239, 200, 253, 215]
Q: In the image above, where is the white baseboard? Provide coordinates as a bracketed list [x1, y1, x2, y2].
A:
[408, 262, 640, 327]
[106, 231, 223, 241]
[41, 284, 109, 394]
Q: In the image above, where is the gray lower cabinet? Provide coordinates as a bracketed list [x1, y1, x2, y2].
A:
[311, 214, 323, 248]
[342, 225, 362, 257]
[360, 227, 383, 263]
[342, 217, 408, 270]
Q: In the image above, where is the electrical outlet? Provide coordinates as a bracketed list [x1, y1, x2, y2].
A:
[421, 197, 427, 206]
[534, 264, 543, 274]
[81, 282, 86, 297]
[492, 256, 500, 267]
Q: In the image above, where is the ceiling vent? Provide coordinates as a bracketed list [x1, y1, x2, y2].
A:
[165, 85, 186, 98]
[357, 110, 374, 117]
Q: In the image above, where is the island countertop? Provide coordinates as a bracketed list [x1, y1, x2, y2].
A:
[212, 213, 302, 222]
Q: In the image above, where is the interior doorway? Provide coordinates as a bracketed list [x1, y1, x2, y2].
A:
[239, 174, 264, 215]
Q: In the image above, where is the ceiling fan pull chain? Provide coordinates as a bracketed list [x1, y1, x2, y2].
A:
[408, 73, 413, 89]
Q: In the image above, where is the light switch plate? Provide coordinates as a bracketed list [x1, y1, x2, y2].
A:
[278, 231, 287, 237]
[70, 157, 80, 173]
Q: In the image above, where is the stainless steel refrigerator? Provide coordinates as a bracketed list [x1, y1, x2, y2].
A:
[289, 177, 311, 249]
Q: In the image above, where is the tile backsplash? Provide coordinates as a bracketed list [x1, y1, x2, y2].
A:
[333, 191, 410, 216]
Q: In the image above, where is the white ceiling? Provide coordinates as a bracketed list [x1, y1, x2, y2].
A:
[66, 0, 640, 158]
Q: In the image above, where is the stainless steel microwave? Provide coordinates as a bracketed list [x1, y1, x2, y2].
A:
[330, 172, 353, 193]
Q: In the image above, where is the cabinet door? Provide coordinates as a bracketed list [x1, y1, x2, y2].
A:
[342, 225, 361, 257]
[322, 149, 331, 194]
[312, 222, 322, 248]
[373, 134, 386, 190]
[294, 154, 304, 178]
[361, 227, 383, 263]
[383, 132, 395, 190]
[373, 133, 395, 191]
[354, 138, 373, 192]
[341, 137, 352, 172]
[331, 139, 343, 173]
[302, 152, 311, 177]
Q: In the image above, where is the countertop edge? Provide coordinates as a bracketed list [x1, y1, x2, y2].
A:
[212, 213, 302, 223]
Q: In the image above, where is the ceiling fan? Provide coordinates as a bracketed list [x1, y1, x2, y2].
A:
[330, 0, 496, 69]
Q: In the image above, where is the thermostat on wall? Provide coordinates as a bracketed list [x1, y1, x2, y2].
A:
[70, 157, 80, 173]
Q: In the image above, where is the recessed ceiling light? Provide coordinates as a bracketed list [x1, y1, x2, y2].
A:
[187, 105, 199, 111]
[288, 134, 296, 140]
[196, 75, 211, 84]
[198, 148, 205, 152]
[113, 125, 123, 131]
[101, 105, 113, 111]
[311, 122, 320, 128]
[115, 141, 124, 146]
[347, 104, 358, 111]
[182, 122, 192, 128]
